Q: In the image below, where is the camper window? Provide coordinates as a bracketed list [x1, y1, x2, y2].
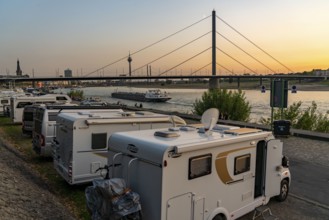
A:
[234, 154, 251, 175]
[17, 102, 33, 108]
[1, 100, 9, 104]
[91, 133, 107, 149]
[188, 154, 212, 180]
[56, 96, 68, 101]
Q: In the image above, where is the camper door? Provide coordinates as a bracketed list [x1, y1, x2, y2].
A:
[265, 139, 282, 197]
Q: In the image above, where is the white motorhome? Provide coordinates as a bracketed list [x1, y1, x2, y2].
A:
[53, 111, 186, 185]
[10, 94, 71, 123]
[0, 89, 26, 115]
[32, 105, 122, 156]
[106, 126, 291, 220]
[0, 96, 11, 116]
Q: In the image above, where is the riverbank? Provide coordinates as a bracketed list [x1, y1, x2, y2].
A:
[128, 81, 329, 91]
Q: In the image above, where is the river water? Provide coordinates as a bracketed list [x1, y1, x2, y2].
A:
[58, 86, 329, 123]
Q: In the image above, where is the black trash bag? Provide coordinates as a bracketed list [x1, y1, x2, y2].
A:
[111, 189, 142, 219]
[85, 178, 142, 220]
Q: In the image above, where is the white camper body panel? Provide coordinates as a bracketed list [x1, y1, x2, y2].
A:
[107, 127, 290, 220]
[10, 94, 71, 123]
[53, 111, 186, 185]
[32, 107, 121, 156]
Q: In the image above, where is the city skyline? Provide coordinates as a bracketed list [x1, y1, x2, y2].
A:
[1, 0, 329, 77]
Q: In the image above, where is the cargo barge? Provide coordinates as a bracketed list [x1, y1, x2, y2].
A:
[111, 89, 171, 102]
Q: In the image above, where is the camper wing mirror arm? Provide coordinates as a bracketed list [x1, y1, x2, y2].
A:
[112, 152, 123, 178]
[127, 158, 138, 188]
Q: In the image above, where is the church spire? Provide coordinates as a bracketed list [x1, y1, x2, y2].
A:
[16, 59, 22, 76]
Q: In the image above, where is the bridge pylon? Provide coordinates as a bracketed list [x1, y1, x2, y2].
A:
[210, 10, 219, 89]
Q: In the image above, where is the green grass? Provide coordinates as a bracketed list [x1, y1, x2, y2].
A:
[0, 116, 90, 220]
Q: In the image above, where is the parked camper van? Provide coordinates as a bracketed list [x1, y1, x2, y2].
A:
[22, 103, 79, 135]
[53, 111, 186, 185]
[10, 94, 71, 123]
[106, 126, 291, 220]
[32, 105, 123, 156]
[0, 90, 26, 115]
[0, 97, 10, 116]
[22, 104, 41, 135]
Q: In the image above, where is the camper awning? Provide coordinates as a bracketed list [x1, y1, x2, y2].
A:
[85, 116, 186, 125]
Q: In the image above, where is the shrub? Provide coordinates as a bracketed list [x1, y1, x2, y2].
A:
[193, 89, 251, 122]
[260, 101, 329, 132]
[67, 90, 84, 101]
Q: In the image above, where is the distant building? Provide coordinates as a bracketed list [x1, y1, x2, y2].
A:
[313, 69, 329, 76]
[16, 59, 22, 76]
[64, 69, 72, 77]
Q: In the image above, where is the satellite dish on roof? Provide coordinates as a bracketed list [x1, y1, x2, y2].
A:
[169, 115, 187, 128]
[201, 108, 219, 131]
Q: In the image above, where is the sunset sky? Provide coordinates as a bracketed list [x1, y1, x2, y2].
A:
[1, 0, 329, 77]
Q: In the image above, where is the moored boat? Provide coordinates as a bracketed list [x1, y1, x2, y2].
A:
[111, 89, 171, 102]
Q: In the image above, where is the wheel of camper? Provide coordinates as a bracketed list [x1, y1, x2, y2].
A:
[276, 179, 289, 202]
[213, 214, 226, 220]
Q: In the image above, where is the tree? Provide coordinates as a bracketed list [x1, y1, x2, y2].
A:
[193, 89, 251, 122]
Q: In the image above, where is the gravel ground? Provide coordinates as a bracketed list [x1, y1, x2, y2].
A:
[0, 140, 75, 220]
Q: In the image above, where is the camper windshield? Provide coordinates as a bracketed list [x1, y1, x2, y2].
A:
[34, 109, 45, 134]
[48, 112, 59, 121]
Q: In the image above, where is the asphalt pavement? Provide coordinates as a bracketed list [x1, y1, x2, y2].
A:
[239, 136, 329, 220]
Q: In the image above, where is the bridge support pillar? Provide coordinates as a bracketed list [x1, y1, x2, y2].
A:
[209, 78, 219, 89]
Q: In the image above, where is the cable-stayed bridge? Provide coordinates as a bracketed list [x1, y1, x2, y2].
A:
[1, 10, 327, 87]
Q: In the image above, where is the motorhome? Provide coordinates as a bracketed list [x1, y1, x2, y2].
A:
[22, 104, 42, 135]
[32, 105, 122, 156]
[10, 94, 71, 123]
[0, 96, 11, 116]
[106, 125, 291, 220]
[0, 89, 26, 115]
[22, 103, 79, 135]
[53, 111, 186, 185]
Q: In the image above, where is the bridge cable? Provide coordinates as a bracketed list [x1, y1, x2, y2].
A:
[84, 15, 211, 77]
[216, 31, 277, 74]
[190, 62, 212, 75]
[216, 16, 293, 73]
[216, 47, 258, 74]
[216, 62, 235, 74]
[132, 31, 212, 74]
[159, 47, 211, 76]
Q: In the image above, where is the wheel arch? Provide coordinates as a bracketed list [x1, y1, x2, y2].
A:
[207, 207, 230, 220]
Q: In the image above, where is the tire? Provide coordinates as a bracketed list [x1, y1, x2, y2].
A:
[276, 179, 289, 202]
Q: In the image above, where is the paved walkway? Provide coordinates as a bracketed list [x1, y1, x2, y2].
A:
[239, 136, 329, 220]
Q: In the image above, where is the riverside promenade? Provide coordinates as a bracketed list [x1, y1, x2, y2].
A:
[0, 115, 328, 219]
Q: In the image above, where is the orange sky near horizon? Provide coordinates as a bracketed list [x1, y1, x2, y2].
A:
[1, 0, 329, 77]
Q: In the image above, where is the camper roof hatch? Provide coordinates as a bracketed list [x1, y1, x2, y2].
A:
[224, 128, 261, 135]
